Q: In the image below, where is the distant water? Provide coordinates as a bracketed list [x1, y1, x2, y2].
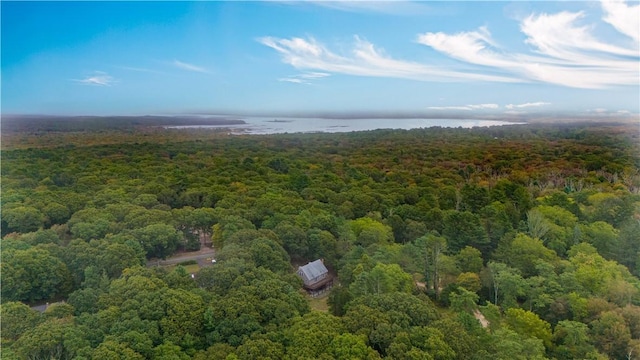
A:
[165, 117, 523, 135]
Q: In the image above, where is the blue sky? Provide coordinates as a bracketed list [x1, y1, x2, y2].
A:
[2, 1, 639, 118]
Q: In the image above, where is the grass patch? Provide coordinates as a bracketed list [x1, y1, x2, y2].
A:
[307, 294, 329, 312]
[166, 263, 201, 274]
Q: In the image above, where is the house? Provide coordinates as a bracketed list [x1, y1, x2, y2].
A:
[297, 259, 332, 290]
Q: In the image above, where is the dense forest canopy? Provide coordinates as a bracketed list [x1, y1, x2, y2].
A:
[1, 120, 640, 359]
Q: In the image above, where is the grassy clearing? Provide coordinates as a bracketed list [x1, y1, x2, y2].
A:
[166, 264, 201, 274]
[307, 294, 329, 312]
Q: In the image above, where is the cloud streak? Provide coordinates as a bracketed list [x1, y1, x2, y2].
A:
[73, 71, 116, 86]
[505, 102, 551, 109]
[302, 0, 432, 15]
[258, 36, 519, 83]
[416, 9, 639, 89]
[428, 103, 499, 111]
[429, 102, 551, 112]
[600, 0, 640, 43]
[261, 0, 639, 89]
[173, 60, 211, 74]
[279, 71, 331, 84]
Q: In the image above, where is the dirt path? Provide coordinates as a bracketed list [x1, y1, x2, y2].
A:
[474, 309, 489, 328]
[146, 246, 215, 267]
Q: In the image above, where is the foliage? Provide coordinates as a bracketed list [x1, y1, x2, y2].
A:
[2, 122, 639, 358]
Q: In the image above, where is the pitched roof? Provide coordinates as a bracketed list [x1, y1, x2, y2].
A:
[298, 259, 328, 281]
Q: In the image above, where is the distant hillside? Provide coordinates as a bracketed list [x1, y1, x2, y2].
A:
[1, 115, 245, 133]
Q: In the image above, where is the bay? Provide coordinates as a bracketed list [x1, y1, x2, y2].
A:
[165, 116, 523, 135]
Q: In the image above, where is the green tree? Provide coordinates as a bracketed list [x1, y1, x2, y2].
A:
[450, 288, 479, 314]
[455, 246, 483, 274]
[70, 219, 112, 241]
[249, 237, 291, 274]
[348, 217, 393, 247]
[284, 311, 346, 359]
[414, 234, 448, 295]
[98, 242, 145, 279]
[504, 308, 552, 348]
[273, 222, 309, 259]
[133, 223, 181, 259]
[532, 205, 578, 255]
[456, 272, 481, 293]
[328, 333, 381, 360]
[442, 211, 489, 255]
[350, 263, 413, 296]
[2, 247, 72, 302]
[0, 301, 42, 342]
[487, 262, 525, 309]
[2, 206, 45, 233]
[92, 340, 145, 360]
[387, 326, 455, 360]
[489, 328, 547, 360]
[579, 221, 619, 259]
[151, 341, 191, 360]
[12, 318, 90, 360]
[496, 233, 558, 277]
[590, 310, 632, 359]
[552, 320, 598, 360]
[159, 289, 205, 351]
[43, 202, 71, 227]
[235, 338, 285, 360]
[460, 183, 490, 213]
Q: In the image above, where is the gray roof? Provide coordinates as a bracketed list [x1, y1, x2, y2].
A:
[298, 259, 328, 280]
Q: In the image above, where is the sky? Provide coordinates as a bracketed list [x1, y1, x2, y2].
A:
[1, 1, 639, 119]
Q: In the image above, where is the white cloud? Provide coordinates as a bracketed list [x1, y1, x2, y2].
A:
[261, 1, 638, 89]
[73, 71, 116, 86]
[258, 36, 519, 83]
[278, 71, 331, 84]
[521, 11, 637, 59]
[469, 103, 499, 110]
[173, 60, 211, 74]
[299, 72, 331, 79]
[428, 106, 474, 111]
[600, 0, 640, 43]
[279, 78, 306, 84]
[280, 0, 432, 15]
[505, 102, 551, 109]
[417, 7, 639, 89]
[428, 103, 499, 111]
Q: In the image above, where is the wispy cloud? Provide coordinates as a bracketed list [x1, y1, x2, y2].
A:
[302, 0, 432, 15]
[173, 60, 211, 74]
[505, 102, 551, 109]
[258, 36, 519, 83]
[299, 72, 331, 79]
[72, 71, 116, 86]
[428, 103, 499, 111]
[279, 77, 307, 84]
[416, 4, 639, 89]
[600, 0, 640, 43]
[261, 0, 639, 89]
[116, 65, 163, 74]
[279, 71, 331, 84]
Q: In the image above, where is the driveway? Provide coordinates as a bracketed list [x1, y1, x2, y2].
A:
[147, 246, 215, 267]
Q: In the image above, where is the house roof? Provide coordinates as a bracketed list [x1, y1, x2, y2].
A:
[298, 259, 328, 280]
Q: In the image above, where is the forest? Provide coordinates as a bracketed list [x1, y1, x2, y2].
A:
[1, 120, 640, 359]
